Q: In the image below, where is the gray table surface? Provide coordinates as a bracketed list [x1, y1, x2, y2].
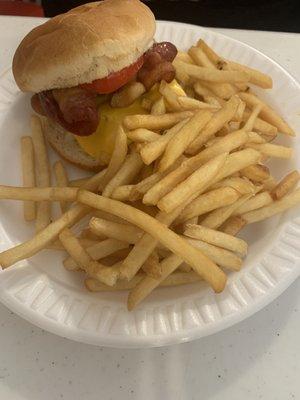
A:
[0, 17, 299, 400]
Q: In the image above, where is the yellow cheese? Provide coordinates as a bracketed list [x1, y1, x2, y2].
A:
[75, 100, 146, 159]
[74, 80, 184, 159]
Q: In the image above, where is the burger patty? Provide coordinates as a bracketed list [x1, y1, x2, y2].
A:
[31, 41, 177, 136]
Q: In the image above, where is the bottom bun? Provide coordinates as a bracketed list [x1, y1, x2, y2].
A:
[41, 117, 109, 171]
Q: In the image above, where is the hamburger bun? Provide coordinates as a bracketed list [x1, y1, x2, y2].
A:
[13, 0, 155, 93]
[41, 117, 109, 172]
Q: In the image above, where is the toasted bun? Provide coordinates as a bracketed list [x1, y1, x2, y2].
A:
[13, 0, 155, 93]
[41, 117, 109, 171]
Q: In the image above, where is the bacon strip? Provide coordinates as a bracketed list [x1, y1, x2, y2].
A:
[36, 88, 99, 136]
[137, 41, 177, 89]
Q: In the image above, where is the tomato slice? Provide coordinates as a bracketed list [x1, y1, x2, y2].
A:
[81, 56, 144, 94]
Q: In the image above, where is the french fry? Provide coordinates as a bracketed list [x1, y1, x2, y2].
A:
[189, 46, 237, 99]
[233, 100, 246, 122]
[157, 153, 228, 213]
[232, 191, 273, 215]
[151, 97, 166, 115]
[247, 132, 266, 144]
[0, 204, 88, 269]
[194, 82, 225, 107]
[186, 237, 242, 271]
[241, 164, 270, 183]
[0, 168, 107, 268]
[63, 238, 129, 271]
[123, 111, 193, 130]
[110, 81, 145, 108]
[145, 147, 259, 208]
[158, 110, 212, 171]
[196, 39, 221, 66]
[211, 177, 256, 195]
[175, 51, 196, 64]
[119, 203, 188, 280]
[146, 130, 247, 205]
[182, 216, 198, 230]
[53, 161, 70, 213]
[184, 224, 247, 255]
[159, 80, 181, 111]
[21, 136, 36, 221]
[98, 126, 128, 191]
[31, 115, 51, 232]
[186, 95, 240, 154]
[176, 187, 240, 224]
[89, 217, 142, 244]
[247, 143, 293, 159]
[175, 67, 191, 87]
[242, 111, 277, 136]
[239, 92, 295, 136]
[140, 119, 189, 165]
[69, 177, 91, 188]
[225, 60, 273, 89]
[92, 209, 129, 225]
[243, 188, 300, 223]
[201, 194, 252, 229]
[102, 152, 143, 197]
[271, 171, 300, 200]
[130, 157, 184, 201]
[47, 238, 98, 251]
[177, 96, 219, 111]
[141, 251, 162, 279]
[212, 148, 262, 183]
[173, 60, 250, 83]
[111, 185, 134, 201]
[243, 104, 263, 131]
[59, 229, 118, 286]
[77, 190, 227, 291]
[127, 129, 161, 143]
[220, 216, 247, 236]
[0, 186, 78, 202]
[127, 254, 184, 310]
[86, 270, 201, 293]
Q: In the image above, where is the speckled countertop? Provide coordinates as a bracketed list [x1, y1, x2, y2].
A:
[0, 18, 299, 400]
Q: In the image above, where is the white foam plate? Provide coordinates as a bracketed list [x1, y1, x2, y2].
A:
[0, 21, 299, 348]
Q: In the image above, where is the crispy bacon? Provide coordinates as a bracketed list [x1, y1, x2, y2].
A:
[137, 41, 177, 89]
[35, 88, 99, 136]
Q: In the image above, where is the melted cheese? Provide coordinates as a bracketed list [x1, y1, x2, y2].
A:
[75, 80, 184, 159]
[75, 100, 145, 159]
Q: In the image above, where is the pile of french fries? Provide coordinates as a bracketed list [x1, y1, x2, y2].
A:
[0, 38, 299, 311]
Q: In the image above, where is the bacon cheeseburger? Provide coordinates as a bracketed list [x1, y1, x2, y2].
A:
[13, 0, 177, 170]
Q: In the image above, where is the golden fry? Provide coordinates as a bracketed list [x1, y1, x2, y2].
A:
[239, 92, 294, 136]
[186, 95, 240, 154]
[158, 110, 212, 171]
[31, 115, 51, 232]
[77, 190, 227, 292]
[123, 111, 193, 130]
[243, 188, 300, 223]
[184, 224, 247, 255]
[157, 153, 228, 213]
[140, 119, 189, 165]
[53, 161, 70, 213]
[271, 170, 300, 200]
[21, 136, 36, 221]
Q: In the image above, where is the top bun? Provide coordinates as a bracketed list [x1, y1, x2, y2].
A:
[13, 0, 155, 93]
